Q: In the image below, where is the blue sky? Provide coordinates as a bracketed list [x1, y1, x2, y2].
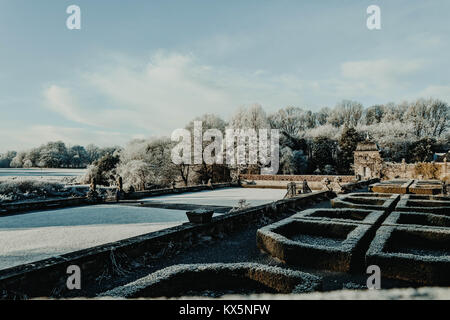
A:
[0, 0, 449, 152]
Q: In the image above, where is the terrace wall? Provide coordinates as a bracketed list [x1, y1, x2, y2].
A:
[382, 161, 449, 181]
[239, 174, 355, 190]
[0, 183, 236, 216]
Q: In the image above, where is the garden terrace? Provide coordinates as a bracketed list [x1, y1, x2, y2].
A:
[331, 193, 399, 212]
[406, 194, 450, 201]
[99, 263, 322, 298]
[383, 211, 450, 230]
[409, 180, 443, 195]
[395, 195, 450, 216]
[0, 190, 334, 299]
[366, 226, 450, 285]
[291, 208, 385, 225]
[256, 219, 372, 272]
[239, 174, 356, 190]
[369, 180, 414, 194]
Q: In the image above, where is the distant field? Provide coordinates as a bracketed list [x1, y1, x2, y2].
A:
[0, 168, 86, 182]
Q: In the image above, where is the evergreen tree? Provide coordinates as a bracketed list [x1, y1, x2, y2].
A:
[337, 126, 362, 174]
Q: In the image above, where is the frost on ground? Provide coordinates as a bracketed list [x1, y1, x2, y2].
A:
[0, 205, 187, 270]
[142, 188, 286, 207]
[0, 179, 90, 203]
[0, 168, 85, 183]
[0, 168, 88, 203]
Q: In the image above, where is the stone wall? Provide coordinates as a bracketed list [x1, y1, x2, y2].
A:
[239, 174, 355, 190]
[0, 183, 236, 217]
[381, 161, 449, 181]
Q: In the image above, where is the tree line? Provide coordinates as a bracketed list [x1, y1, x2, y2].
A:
[0, 142, 120, 169]
[1, 97, 448, 190]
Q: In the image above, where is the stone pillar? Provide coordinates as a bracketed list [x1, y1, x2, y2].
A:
[444, 157, 448, 178]
[401, 159, 406, 178]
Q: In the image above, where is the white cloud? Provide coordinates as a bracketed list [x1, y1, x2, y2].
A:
[41, 51, 317, 136]
[416, 85, 450, 102]
[341, 59, 423, 83]
[329, 59, 426, 100]
[44, 86, 97, 126]
[36, 53, 442, 151]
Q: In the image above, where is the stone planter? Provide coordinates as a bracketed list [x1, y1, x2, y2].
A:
[186, 209, 214, 224]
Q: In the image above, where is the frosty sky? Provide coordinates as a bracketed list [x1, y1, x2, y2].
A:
[0, 0, 449, 152]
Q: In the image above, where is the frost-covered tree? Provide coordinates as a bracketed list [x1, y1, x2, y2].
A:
[304, 124, 341, 140]
[229, 104, 271, 175]
[0, 151, 17, 168]
[315, 107, 331, 126]
[69, 145, 89, 168]
[328, 100, 363, 128]
[119, 137, 177, 187]
[230, 104, 270, 130]
[37, 141, 69, 168]
[184, 113, 228, 184]
[365, 105, 385, 125]
[10, 152, 26, 168]
[268, 106, 305, 137]
[117, 160, 153, 191]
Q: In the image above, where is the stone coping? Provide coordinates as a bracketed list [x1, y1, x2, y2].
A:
[369, 180, 414, 194]
[396, 196, 450, 216]
[331, 193, 399, 212]
[99, 263, 322, 298]
[383, 211, 450, 230]
[408, 181, 443, 195]
[366, 226, 450, 285]
[291, 208, 385, 226]
[257, 218, 372, 272]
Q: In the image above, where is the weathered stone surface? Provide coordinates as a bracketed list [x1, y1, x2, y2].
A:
[257, 218, 372, 272]
[369, 180, 414, 194]
[354, 140, 383, 179]
[366, 226, 450, 285]
[99, 263, 322, 298]
[194, 287, 450, 300]
[331, 193, 399, 212]
[395, 195, 450, 216]
[292, 208, 385, 226]
[383, 211, 450, 230]
[409, 180, 443, 195]
[186, 209, 214, 224]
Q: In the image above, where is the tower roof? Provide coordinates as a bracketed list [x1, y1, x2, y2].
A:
[356, 141, 379, 151]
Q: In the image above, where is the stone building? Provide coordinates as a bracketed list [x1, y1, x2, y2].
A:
[353, 140, 382, 179]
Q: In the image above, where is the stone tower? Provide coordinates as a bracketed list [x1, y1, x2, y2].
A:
[354, 138, 382, 179]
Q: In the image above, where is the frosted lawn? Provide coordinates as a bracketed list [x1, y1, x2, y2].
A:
[0, 205, 187, 270]
[141, 188, 286, 207]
